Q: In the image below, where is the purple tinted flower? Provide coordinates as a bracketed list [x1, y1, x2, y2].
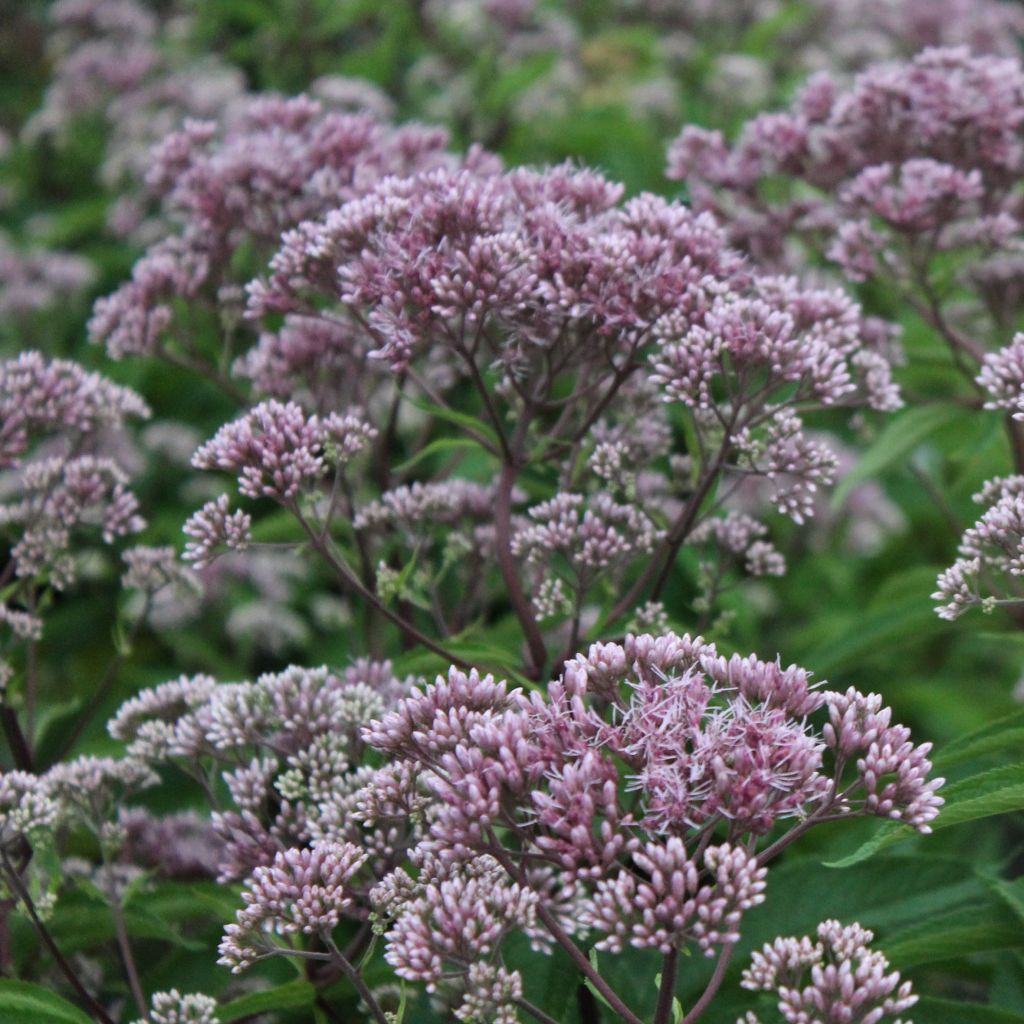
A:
[0, 238, 95, 320]
[742, 919, 917, 1024]
[824, 689, 944, 830]
[191, 400, 375, 502]
[0, 351, 148, 468]
[588, 837, 767, 954]
[375, 854, 538, 991]
[182, 496, 252, 568]
[136, 989, 217, 1024]
[218, 840, 367, 971]
[933, 475, 1024, 621]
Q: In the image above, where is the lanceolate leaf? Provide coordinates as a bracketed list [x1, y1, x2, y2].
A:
[935, 709, 1024, 770]
[884, 904, 1024, 968]
[0, 981, 93, 1024]
[826, 762, 1024, 868]
[915, 997, 1024, 1023]
[831, 404, 963, 509]
[217, 980, 316, 1022]
[986, 876, 1024, 928]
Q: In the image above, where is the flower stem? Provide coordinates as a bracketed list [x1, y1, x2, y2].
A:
[653, 947, 680, 1024]
[323, 936, 390, 1024]
[681, 944, 733, 1024]
[1, 848, 115, 1024]
[494, 458, 548, 679]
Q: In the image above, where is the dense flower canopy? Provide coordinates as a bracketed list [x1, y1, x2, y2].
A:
[2, 3, 1020, 1022]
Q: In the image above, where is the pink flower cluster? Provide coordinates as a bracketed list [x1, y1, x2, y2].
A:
[587, 837, 766, 955]
[669, 46, 1024, 638]
[27, 0, 246, 222]
[0, 353, 148, 601]
[405, 0, 1023, 150]
[2, 455, 144, 588]
[253, 163, 736, 376]
[979, 333, 1024, 420]
[669, 46, 1024, 288]
[218, 841, 367, 971]
[136, 990, 218, 1024]
[0, 237, 95, 320]
[0, 770, 59, 847]
[90, 96, 458, 364]
[373, 853, 542, 989]
[30, 0, 160, 137]
[191, 400, 376, 502]
[650, 278, 899, 414]
[741, 919, 916, 1024]
[933, 475, 1024, 620]
[935, 329, 1024, 622]
[234, 158, 898, 641]
[512, 491, 663, 582]
[108, 660, 414, 885]
[0, 351, 148, 468]
[692, 511, 786, 579]
[332, 633, 943, 1015]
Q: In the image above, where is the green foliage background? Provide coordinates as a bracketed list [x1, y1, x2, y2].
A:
[2, 1, 1023, 1021]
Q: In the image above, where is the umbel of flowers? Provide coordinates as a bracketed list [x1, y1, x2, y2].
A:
[2, 14, 966, 1019]
[662, 45, 1024, 632]
[204, 633, 941, 1024]
[668, 45, 1024, 288]
[172, 156, 899, 682]
[666, 45, 1024, 475]
[0, 351, 149, 759]
[933, 339, 1024, 619]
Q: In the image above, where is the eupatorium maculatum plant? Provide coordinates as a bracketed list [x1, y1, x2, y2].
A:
[8, 4, 1024, 1023]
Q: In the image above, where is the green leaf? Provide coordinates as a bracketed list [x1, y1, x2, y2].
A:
[480, 52, 558, 115]
[392, 436, 490, 475]
[831, 404, 963, 509]
[217, 980, 316, 1022]
[48, 899, 205, 954]
[987, 876, 1024, 928]
[884, 902, 1024, 968]
[935, 708, 1024, 769]
[803, 586, 940, 674]
[741, 854, 984, 952]
[0, 981, 93, 1024]
[739, 1, 813, 55]
[404, 395, 501, 452]
[915, 997, 1024, 1023]
[390, 626, 532, 685]
[827, 763, 1024, 868]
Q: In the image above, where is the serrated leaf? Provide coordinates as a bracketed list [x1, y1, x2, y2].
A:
[217, 980, 316, 1022]
[0, 981, 93, 1024]
[831, 404, 963, 509]
[740, 854, 984, 952]
[827, 763, 1024, 868]
[804, 591, 940, 674]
